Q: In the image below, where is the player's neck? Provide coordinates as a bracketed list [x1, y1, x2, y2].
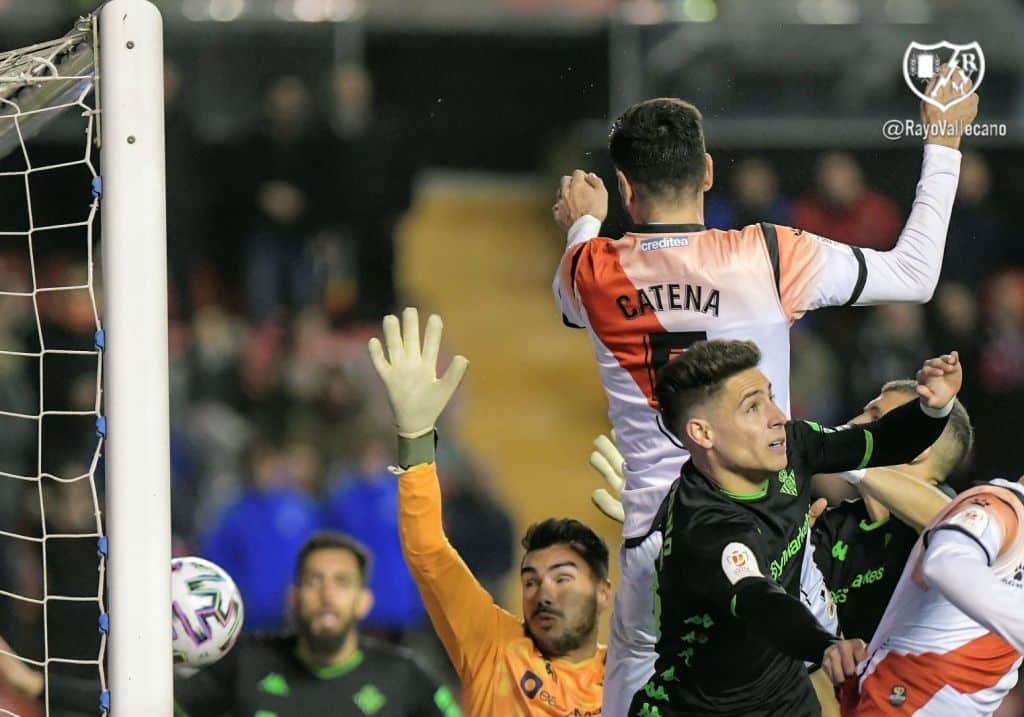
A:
[546, 633, 599, 664]
[296, 630, 360, 669]
[696, 455, 769, 496]
[629, 200, 704, 227]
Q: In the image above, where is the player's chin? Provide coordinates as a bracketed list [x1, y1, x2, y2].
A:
[763, 453, 788, 472]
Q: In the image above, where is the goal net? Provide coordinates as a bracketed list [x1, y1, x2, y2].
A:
[0, 2, 171, 715]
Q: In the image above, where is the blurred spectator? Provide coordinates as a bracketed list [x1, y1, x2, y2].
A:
[438, 458, 515, 600]
[943, 152, 1010, 286]
[971, 271, 1024, 485]
[704, 157, 791, 229]
[788, 324, 841, 424]
[324, 437, 425, 639]
[790, 152, 902, 250]
[201, 440, 323, 632]
[221, 75, 334, 324]
[164, 58, 210, 320]
[325, 63, 418, 323]
[848, 304, 933, 407]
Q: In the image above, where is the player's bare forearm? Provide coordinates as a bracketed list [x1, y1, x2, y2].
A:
[857, 468, 950, 532]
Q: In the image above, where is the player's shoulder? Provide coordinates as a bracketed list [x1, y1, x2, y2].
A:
[359, 636, 443, 685]
[676, 488, 756, 541]
[360, 636, 427, 669]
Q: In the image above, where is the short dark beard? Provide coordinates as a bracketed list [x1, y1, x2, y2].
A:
[524, 593, 598, 658]
[296, 614, 355, 659]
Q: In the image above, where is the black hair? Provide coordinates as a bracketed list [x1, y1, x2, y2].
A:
[609, 98, 707, 202]
[295, 531, 372, 585]
[655, 339, 762, 438]
[521, 518, 609, 581]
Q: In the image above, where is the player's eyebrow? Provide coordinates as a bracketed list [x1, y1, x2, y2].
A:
[738, 386, 768, 407]
[520, 561, 579, 575]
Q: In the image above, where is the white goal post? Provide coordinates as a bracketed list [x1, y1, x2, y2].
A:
[0, 1, 170, 714]
[98, 0, 172, 714]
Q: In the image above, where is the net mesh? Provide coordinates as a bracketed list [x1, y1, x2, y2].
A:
[0, 16, 107, 717]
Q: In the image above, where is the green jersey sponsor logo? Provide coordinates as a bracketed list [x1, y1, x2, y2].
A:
[433, 686, 462, 717]
[257, 673, 290, 697]
[770, 510, 811, 580]
[353, 684, 386, 715]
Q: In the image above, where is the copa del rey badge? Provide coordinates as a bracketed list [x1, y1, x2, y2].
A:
[903, 41, 985, 111]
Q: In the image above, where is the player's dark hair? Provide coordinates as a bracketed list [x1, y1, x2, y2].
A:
[609, 98, 707, 202]
[880, 379, 974, 479]
[655, 339, 762, 438]
[295, 531, 373, 585]
[521, 519, 609, 581]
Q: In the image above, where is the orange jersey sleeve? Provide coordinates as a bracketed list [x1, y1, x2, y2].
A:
[399, 464, 607, 715]
[397, 464, 522, 683]
[773, 224, 866, 323]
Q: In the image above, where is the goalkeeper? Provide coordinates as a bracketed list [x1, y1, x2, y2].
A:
[369, 307, 610, 715]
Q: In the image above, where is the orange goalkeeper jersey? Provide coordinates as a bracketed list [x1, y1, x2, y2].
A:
[398, 463, 606, 716]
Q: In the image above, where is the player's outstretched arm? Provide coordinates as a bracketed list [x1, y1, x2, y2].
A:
[854, 467, 951, 532]
[796, 352, 961, 477]
[850, 77, 977, 304]
[369, 308, 514, 682]
[777, 79, 978, 320]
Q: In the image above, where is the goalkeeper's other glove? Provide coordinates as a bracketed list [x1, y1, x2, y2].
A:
[368, 307, 469, 438]
[589, 433, 625, 524]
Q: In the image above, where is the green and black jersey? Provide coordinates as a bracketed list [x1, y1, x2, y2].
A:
[811, 499, 919, 643]
[174, 634, 460, 717]
[629, 399, 949, 717]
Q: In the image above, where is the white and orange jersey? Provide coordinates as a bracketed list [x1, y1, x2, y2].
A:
[554, 145, 961, 539]
[849, 479, 1024, 716]
[554, 220, 867, 537]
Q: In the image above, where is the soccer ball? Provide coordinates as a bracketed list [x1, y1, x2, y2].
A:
[171, 556, 245, 666]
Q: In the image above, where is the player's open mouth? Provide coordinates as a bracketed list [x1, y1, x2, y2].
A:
[769, 438, 786, 451]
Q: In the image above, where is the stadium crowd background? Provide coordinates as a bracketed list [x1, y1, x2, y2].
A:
[0, 0, 1022, 713]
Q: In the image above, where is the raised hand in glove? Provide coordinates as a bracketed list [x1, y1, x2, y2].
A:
[368, 307, 469, 438]
[589, 433, 625, 524]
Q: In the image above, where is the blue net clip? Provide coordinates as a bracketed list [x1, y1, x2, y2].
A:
[98, 613, 109, 634]
[94, 329, 105, 350]
[91, 176, 102, 198]
[99, 689, 110, 714]
[96, 416, 106, 438]
[96, 536, 108, 557]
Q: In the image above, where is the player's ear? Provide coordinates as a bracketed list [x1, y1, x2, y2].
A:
[615, 169, 633, 208]
[684, 417, 713, 450]
[596, 578, 613, 613]
[702, 153, 714, 193]
[356, 587, 374, 621]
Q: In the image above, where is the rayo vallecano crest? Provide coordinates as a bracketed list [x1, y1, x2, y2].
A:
[903, 41, 984, 111]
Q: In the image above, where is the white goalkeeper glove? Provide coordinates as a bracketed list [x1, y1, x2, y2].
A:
[367, 307, 469, 438]
[589, 433, 625, 524]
